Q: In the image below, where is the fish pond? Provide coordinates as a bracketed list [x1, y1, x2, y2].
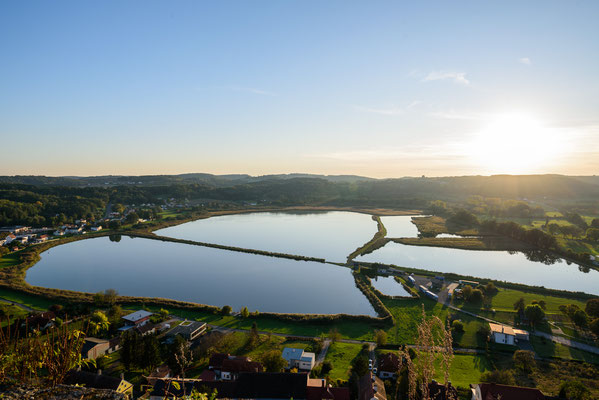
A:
[26, 236, 376, 315]
[356, 241, 599, 295]
[155, 211, 383, 262]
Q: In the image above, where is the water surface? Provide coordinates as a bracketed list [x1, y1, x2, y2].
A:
[370, 276, 411, 297]
[156, 211, 378, 262]
[357, 242, 599, 295]
[27, 236, 376, 315]
[380, 216, 420, 238]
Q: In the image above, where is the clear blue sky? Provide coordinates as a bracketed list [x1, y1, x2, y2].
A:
[1, 1, 598, 177]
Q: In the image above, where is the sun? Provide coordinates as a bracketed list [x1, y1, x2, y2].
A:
[468, 113, 562, 174]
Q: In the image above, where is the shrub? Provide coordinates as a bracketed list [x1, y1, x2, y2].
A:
[451, 320, 464, 333]
[480, 370, 515, 385]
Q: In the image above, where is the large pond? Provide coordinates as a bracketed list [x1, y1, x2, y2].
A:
[26, 236, 376, 316]
[155, 211, 379, 262]
[356, 242, 599, 295]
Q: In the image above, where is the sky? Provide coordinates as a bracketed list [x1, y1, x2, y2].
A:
[1, 1, 598, 178]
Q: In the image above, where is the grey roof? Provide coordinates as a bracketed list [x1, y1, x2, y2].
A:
[122, 310, 153, 323]
[167, 320, 206, 337]
[282, 347, 305, 361]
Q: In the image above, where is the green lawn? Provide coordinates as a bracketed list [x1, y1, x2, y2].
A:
[545, 212, 564, 218]
[383, 297, 487, 349]
[488, 288, 586, 314]
[432, 353, 493, 389]
[324, 342, 365, 382]
[0, 253, 21, 268]
[530, 336, 599, 364]
[0, 288, 54, 310]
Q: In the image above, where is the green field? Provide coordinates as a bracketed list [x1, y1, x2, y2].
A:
[432, 353, 493, 389]
[0, 253, 21, 268]
[0, 288, 54, 310]
[383, 298, 487, 349]
[530, 336, 599, 364]
[324, 342, 365, 381]
[141, 305, 378, 341]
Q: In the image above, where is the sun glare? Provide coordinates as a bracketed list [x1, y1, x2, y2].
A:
[468, 113, 563, 174]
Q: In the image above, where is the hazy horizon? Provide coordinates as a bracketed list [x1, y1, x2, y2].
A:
[2, 1, 598, 177]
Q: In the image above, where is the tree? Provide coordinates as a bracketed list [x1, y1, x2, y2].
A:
[586, 228, 599, 242]
[514, 297, 526, 314]
[572, 309, 589, 329]
[159, 308, 169, 321]
[220, 305, 232, 316]
[168, 335, 192, 377]
[260, 350, 287, 372]
[451, 320, 464, 333]
[468, 289, 484, 303]
[320, 361, 333, 376]
[240, 306, 250, 318]
[524, 304, 545, 328]
[88, 311, 110, 335]
[480, 370, 515, 385]
[461, 285, 473, 300]
[375, 330, 387, 346]
[140, 335, 162, 373]
[484, 282, 497, 294]
[591, 218, 599, 229]
[103, 289, 118, 306]
[121, 330, 142, 371]
[559, 380, 592, 400]
[512, 350, 535, 373]
[590, 318, 599, 336]
[351, 356, 369, 377]
[246, 322, 260, 349]
[585, 298, 599, 318]
[328, 328, 341, 343]
[108, 220, 121, 230]
[125, 212, 139, 224]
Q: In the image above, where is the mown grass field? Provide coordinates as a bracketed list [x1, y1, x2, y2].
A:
[530, 335, 599, 364]
[0, 287, 55, 310]
[432, 353, 493, 389]
[0, 253, 21, 268]
[324, 342, 365, 381]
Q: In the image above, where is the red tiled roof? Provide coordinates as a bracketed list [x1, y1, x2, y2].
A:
[475, 383, 546, 400]
[199, 370, 216, 381]
[379, 353, 401, 372]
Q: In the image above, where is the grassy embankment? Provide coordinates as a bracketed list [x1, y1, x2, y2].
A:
[347, 215, 389, 261]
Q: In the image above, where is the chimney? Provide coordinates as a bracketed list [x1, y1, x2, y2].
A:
[120, 373, 124, 380]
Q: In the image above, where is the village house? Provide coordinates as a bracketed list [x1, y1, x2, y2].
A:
[65, 370, 133, 399]
[82, 337, 110, 360]
[34, 234, 49, 243]
[165, 320, 206, 341]
[149, 373, 349, 400]
[91, 225, 102, 231]
[120, 310, 153, 330]
[64, 226, 83, 235]
[22, 311, 55, 331]
[358, 372, 386, 400]
[470, 383, 546, 400]
[489, 323, 516, 345]
[53, 230, 65, 236]
[209, 353, 263, 381]
[378, 353, 400, 379]
[282, 347, 316, 371]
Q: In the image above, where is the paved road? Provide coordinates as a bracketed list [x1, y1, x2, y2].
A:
[316, 339, 331, 365]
